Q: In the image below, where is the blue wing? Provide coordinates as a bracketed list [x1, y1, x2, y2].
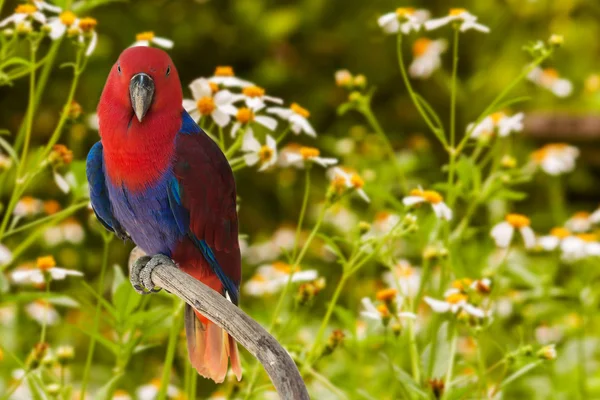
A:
[166, 111, 240, 304]
[86, 141, 128, 240]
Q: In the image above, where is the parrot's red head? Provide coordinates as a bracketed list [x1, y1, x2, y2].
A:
[97, 46, 184, 190]
[99, 46, 182, 124]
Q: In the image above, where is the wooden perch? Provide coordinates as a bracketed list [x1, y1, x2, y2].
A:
[128, 248, 309, 400]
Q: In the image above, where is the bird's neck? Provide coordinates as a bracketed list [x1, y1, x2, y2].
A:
[99, 106, 181, 192]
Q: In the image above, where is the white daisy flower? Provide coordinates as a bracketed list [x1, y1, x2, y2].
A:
[267, 103, 315, 137]
[182, 78, 238, 127]
[43, 218, 85, 246]
[136, 378, 181, 400]
[209, 66, 253, 88]
[409, 38, 447, 79]
[565, 212, 592, 233]
[377, 8, 430, 35]
[403, 187, 453, 221]
[589, 208, 600, 226]
[527, 67, 573, 98]
[537, 227, 571, 251]
[382, 260, 421, 298]
[281, 145, 338, 168]
[45, 10, 78, 40]
[0, 4, 46, 28]
[425, 288, 487, 318]
[25, 300, 60, 325]
[243, 262, 318, 296]
[13, 196, 43, 217]
[424, 8, 489, 33]
[335, 69, 353, 87]
[360, 296, 416, 323]
[328, 167, 370, 203]
[10, 256, 83, 285]
[131, 31, 173, 49]
[234, 85, 283, 109]
[560, 234, 600, 261]
[531, 143, 579, 176]
[230, 106, 278, 138]
[468, 112, 524, 139]
[75, 17, 98, 57]
[112, 390, 132, 400]
[0, 243, 12, 265]
[490, 213, 536, 249]
[242, 131, 278, 171]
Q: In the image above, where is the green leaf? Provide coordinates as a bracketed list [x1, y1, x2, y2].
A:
[392, 364, 430, 399]
[0, 57, 31, 69]
[80, 281, 118, 318]
[93, 372, 124, 400]
[332, 305, 356, 333]
[414, 93, 447, 146]
[337, 102, 354, 116]
[493, 188, 528, 201]
[26, 373, 48, 400]
[501, 360, 543, 388]
[72, 324, 120, 355]
[111, 264, 126, 297]
[317, 233, 347, 262]
[421, 321, 450, 377]
[113, 279, 142, 320]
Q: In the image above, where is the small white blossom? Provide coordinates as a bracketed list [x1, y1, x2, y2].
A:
[267, 103, 315, 137]
[403, 187, 452, 220]
[136, 379, 181, 400]
[131, 31, 173, 49]
[11, 256, 83, 285]
[182, 78, 238, 127]
[209, 66, 253, 88]
[565, 212, 592, 233]
[281, 145, 338, 168]
[537, 227, 571, 251]
[234, 85, 283, 109]
[242, 131, 278, 171]
[0, 4, 46, 28]
[528, 67, 573, 98]
[531, 143, 579, 176]
[244, 262, 317, 296]
[409, 38, 447, 79]
[328, 167, 370, 203]
[382, 260, 421, 298]
[377, 8, 430, 35]
[468, 112, 524, 139]
[425, 9, 489, 33]
[491, 213, 536, 249]
[360, 296, 416, 323]
[425, 288, 488, 318]
[25, 300, 60, 325]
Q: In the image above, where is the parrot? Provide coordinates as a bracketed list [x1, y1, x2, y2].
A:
[86, 46, 242, 383]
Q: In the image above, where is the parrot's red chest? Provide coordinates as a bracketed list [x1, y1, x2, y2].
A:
[98, 106, 181, 192]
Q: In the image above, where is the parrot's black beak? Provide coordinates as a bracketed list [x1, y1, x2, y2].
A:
[129, 73, 154, 122]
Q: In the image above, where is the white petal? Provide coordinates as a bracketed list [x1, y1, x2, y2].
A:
[189, 78, 212, 100]
[211, 109, 230, 127]
[552, 79, 573, 98]
[0, 15, 16, 28]
[538, 235, 560, 251]
[377, 13, 400, 34]
[182, 99, 197, 112]
[313, 157, 338, 167]
[519, 226, 536, 249]
[131, 40, 149, 47]
[432, 202, 453, 221]
[85, 31, 97, 57]
[244, 153, 259, 166]
[230, 122, 241, 139]
[266, 107, 293, 119]
[242, 130, 261, 152]
[403, 196, 425, 206]
[290, 115, 316, 137]
[357, 189, 370, 203]
[463, 304, 486, 318]
[0, 244, 12, 264]
[151, 36, 174, 49]
[255, 115, 278, 131]
[47, 19, 66, 40]
[290, 269, 318, 282]
[424, 16, 456, 31]
[424, 297, 451, 313]
[53, 172, 70, 193]
[490, 222, 514, 248]
[33, 12, 46, 24]
[214, 89, 233, 105]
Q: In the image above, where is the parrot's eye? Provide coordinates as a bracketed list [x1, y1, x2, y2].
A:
[117, 64, 122, 74]
[166, 65, 171, 77]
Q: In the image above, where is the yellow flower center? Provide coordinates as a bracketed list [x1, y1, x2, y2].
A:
[150, 378, 161, 388]
[78, 17, 97, 32]
[376, 288, 398, 302]
[395, 7, 415, 17]
[490, 112, 505, 123]
[410, 188, 443, 204]
[37, 256, 56, 271]
[136, 31, 155, 41]
[242, 86, 265, 98]
[59, 11, 76, 26]
[550, 227, 571, 239]
[209, 82, 220, 93]
[449, 8, 467, 16]
[573, 211, 590, 219]
[15, 4, 37, 14]
[259, 145, 274, 163]
[299, 146, 320, 159]
[505, 213, 530, 228]
[451, 278, 473, 291]
[395, 263, 414, 278]
[290, 102, 310, 118]
[214, 66, 234, 76]
[542, 68, 559, 80]
[377, 304, 390, 317]
[196, 96, 215, 115]
[445, 292, 468, 304]
[331, 176, 347, 193]
[413, 38, 432, 57]
[272, 261, 293, 273]
[350, 173, 364, 189]
[577, 233, 597, 242]
[236, 107, 254, 124]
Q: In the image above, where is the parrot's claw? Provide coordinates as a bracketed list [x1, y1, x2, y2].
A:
[130, 254, 173, 295]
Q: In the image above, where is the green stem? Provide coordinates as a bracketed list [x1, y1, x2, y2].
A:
[476, 335, 487, 397]
[218, 125, 225, 150]
[407, 319, 421, 383]
[39, 281, 50, 343]
[396, 33, 444, 142]
[360, 105, 408, 192]
[548, 176, 566, 224]
[1, 201, 88, 239]
[292, 168, 311, 261]
[442, 325, 458, 399]
[276, 126, 291, 144]
[158, 300, 184, 400]
[80, 235, 111, 398]
[447, 26, 460, 205]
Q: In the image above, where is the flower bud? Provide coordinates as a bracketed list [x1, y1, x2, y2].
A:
[548, 34, 564, 47]
[537, 344, 557, 360]
[56, 345, 75, 365]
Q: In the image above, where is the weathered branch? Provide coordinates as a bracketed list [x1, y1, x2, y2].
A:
[128, 248, 309, 400]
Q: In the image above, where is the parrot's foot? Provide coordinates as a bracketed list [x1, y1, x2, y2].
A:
[130, 254, 173, 295]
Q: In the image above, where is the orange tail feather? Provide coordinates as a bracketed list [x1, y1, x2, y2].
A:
[184, 304, 242, 383]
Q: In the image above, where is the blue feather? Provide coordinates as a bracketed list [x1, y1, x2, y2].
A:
[180, 110, 202, 135]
